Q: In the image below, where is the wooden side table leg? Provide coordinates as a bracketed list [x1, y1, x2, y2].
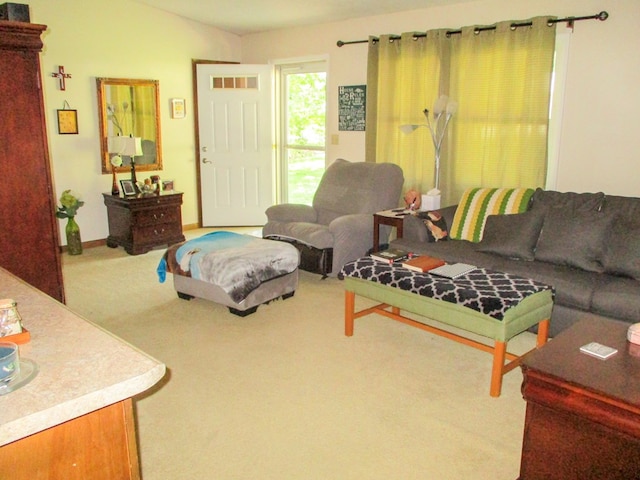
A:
[345, 290, 355, 336]
[490, 340, 507, 397]
[372, 216, 381, 253]
[536, 319, 550, 347]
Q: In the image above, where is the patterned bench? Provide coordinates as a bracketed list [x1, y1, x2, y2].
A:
[339, 258, 554, 397]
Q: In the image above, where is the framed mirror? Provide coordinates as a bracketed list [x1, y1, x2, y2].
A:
[97, 77, 162, 174]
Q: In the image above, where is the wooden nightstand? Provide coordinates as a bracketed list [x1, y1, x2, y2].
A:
[372, 209, 408, 252]
[103, 192, 185, 255]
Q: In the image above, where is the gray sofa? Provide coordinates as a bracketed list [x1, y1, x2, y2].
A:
[389, 188, 640, 337]
[263, 159, 404, 276]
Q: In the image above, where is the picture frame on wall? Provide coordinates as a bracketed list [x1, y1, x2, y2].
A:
[120, 179, 136, 196]
[170, 98, 186, 119]
[56, 109, 79, 134]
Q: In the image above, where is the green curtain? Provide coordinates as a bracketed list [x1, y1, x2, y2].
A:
[132, 85, 156, 141]
[366, 17, 556, 206]
[108, 85, 156, 140]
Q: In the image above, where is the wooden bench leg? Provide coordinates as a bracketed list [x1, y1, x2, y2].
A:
[345, 290, 355, 336]
[536, 319, 550, 347]
[490, 341, 507, 397]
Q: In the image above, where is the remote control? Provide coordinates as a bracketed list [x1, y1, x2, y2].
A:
[579, 342, 618, 360]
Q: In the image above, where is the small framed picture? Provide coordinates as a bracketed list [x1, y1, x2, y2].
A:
[57, 109, 79, 134]
[170, 98, 186, 119]
[162, 180, 174, 192]
[120, 179, 137, 196]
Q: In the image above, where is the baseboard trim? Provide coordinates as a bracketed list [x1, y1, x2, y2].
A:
[59, 223, 254, 252]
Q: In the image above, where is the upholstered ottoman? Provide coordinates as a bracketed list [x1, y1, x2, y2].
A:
[158, 232, 299, 316]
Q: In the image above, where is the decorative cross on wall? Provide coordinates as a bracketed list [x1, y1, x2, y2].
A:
[51, 65, 72, 91]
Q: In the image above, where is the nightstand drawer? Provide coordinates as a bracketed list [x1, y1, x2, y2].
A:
[135, 222, 182, 243]
[134, 207, 180, 227]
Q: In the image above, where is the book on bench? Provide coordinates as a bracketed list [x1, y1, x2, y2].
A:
[401, 255, 446, 273]
[370, 248, 409, 263]
[429, 262, 477, 279]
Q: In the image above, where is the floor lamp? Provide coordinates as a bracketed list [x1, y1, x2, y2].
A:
[400, 95, 457, 210]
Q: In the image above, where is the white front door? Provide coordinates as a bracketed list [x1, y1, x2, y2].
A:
[196, 64, 274, 226]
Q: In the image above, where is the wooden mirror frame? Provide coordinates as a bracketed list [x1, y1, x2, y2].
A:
[97, 77, 163, 174]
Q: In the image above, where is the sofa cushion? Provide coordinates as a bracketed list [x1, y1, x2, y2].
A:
[529, 188, 605, 214]
[389, 237, 505, 269]
[600, 195, 640, 219]
[591, 275, 640, 322]
[450, 188, 534, 242]
[535, 207, 612, 272]
[601, 216, 640, 280]
[489, 256, 601, 311]
[476, 211, 544, 261]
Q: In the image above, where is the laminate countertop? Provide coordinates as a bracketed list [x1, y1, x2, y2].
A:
[0, 267, 166, 446]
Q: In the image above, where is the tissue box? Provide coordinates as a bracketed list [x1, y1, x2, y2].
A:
[421, 194, 441, 211]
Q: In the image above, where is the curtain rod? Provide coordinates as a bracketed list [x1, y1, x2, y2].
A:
[337, 11, 608, 47]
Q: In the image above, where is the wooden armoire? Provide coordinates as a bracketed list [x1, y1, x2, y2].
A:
[0, 21, 65, 303]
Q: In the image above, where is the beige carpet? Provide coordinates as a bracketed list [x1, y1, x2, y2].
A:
[62, 229, 536, 479]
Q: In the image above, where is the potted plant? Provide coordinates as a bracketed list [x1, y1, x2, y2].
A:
[55, 190, 85, 255]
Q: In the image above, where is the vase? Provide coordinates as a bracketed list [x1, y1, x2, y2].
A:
[65, 217, 82, 255]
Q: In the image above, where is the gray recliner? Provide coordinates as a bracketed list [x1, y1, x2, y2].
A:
[263, 158, 404, 276]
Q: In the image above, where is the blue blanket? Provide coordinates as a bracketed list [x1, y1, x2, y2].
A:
[158, 232, 299, 303]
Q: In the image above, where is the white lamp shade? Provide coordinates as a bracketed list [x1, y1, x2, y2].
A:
[107, 136, 143, 157]
[433, 95, 449, 115]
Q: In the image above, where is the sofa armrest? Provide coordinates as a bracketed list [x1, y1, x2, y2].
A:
[439, 204, 458, 229]
[329, 213, 376, 271]
[265, 204, 317, 223]
[329, 213, 371, 238]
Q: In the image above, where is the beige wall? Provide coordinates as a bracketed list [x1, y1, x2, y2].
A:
[25, 0, 241, 243]
[242, 0, 640, 198]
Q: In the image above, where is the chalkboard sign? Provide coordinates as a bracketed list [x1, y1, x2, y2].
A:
[338, 85, 366, 131]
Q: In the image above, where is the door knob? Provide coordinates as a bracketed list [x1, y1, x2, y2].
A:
[202, 158, 212, 164]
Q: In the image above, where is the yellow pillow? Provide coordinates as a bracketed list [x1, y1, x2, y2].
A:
[449, 188, 534, 242]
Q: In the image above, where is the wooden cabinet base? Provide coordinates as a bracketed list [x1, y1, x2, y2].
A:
[0, 399, 141, 480]
[103, 192, 185, 255]
[519, 319, 640, 479]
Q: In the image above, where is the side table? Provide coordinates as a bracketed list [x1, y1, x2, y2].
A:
[372, 209, 409, 252]
[519, 318, 640, 479]
[103, 192, 185, 255]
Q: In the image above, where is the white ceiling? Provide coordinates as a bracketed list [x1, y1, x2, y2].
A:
[131, 0, 473, 35]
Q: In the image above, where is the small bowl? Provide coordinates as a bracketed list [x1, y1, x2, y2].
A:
[0, 342, 20, 384]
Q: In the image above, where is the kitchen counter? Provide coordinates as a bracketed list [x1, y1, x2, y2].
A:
[0, 267, 165, 478]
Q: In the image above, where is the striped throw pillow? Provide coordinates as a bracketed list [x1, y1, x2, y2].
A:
[449, 188, 535, 242]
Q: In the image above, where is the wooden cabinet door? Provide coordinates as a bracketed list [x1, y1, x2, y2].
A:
[0, 22, 64, 302]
